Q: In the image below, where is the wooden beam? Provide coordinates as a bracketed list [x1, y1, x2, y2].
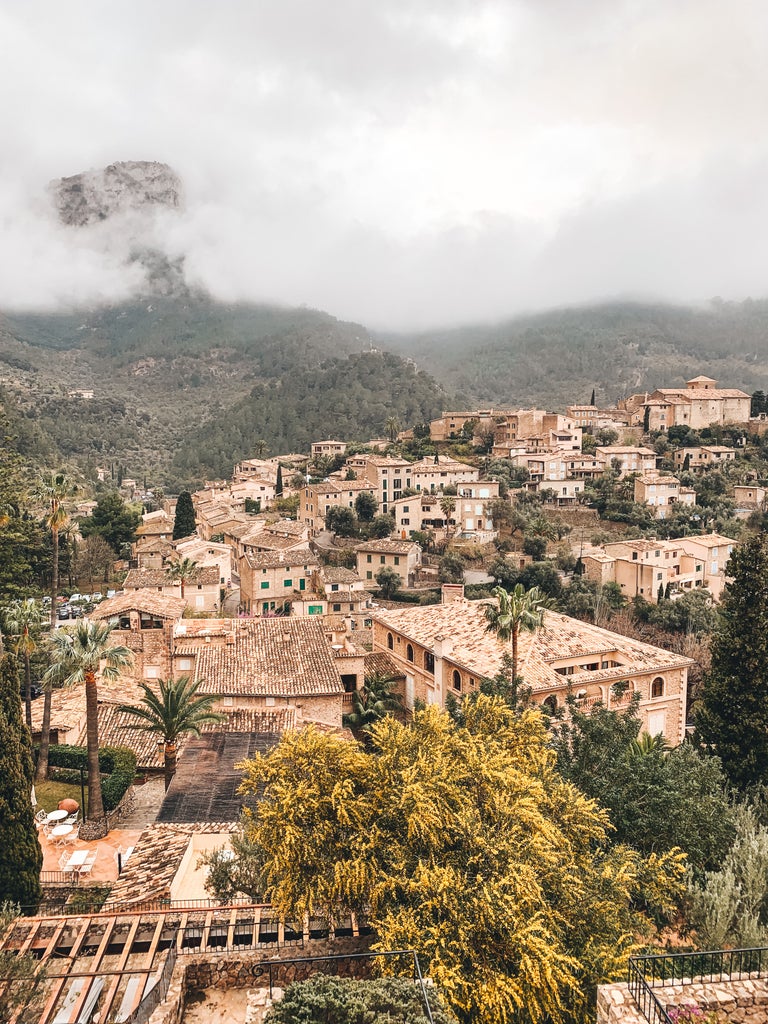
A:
[226, 907, 237, 950]
[123, 917, 165, 1020]
[97, 917, 141, 1023]
[252, 907, 261, 947]
[176, 913, 188, 952]
[35, 920, 74, 1024]
[200, 911, 213, 953]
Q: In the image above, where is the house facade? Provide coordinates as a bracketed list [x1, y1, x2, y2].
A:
[633, 473, 696, 519]
[123, 566, 221, 612]
[371, 591, 691, 745]
[356, 539, 422, 587]
[637, 376, 751, 431]
[238, 548, 321, 615]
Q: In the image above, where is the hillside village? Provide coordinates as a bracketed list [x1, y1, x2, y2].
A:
[2, 371, 768, 1024]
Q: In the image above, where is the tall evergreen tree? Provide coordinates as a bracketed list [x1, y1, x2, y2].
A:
[696, 534, 768, 789]
[0, 655, 42, 911]
[275, 464, 283, 497]
[590, 388, 596, 406]
[172, 491, 197, 540]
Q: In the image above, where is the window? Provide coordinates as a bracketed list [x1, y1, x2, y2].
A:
[283, 579, 293, 587]
[380, 556, 386, 565]
[144, 666, 159, 679]
[406, 644, 414, 663]
[452, 670, 461, 691]
[177, 658, 192, 671]
[651, 677, 664, 698]
[333, 603, 341, 612]
[543, 694, 558, 713]
[261, 581, 270, 589]
[394, 556, 400, 566]
[387, 632, 394, 650]
[331, 584, 339, 592]
[366, 571, 372, 580]
[366, 554, 372, 563]
[424, 652, 435, 674]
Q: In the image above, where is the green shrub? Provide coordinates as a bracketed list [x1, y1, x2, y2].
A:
[264, 975, 456, 1024]
[39, 744, 137, 812]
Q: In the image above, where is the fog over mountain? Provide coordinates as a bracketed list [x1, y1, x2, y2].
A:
[3, 1, 768, 329]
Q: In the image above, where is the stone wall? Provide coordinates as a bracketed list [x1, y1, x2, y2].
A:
[147, 936, 372, 1024]
[597, 977, 768, 1024]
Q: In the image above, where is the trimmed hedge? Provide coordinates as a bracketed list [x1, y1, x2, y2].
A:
[43, 744, 137, 812]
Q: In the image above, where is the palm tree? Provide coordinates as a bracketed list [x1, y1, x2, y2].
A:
[343, 672, 405, 738]
[2, 599, 45, 728]
[44, 620, 133, 827]
[483, 584, 550, 683]
[628, 732, 670, 757]
[37, 472, 75, 629]
[439, 495, 456, 528]
[385, 416, 400, 443]
[118, 676, 225, 790]
[165, 557, 198, 600]
[35, 471, 76, 782]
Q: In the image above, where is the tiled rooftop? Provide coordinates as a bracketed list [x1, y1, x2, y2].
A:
[243, 547, 318, 570]
[355, 539, 420, 554]
[373, 601, 694, 691]
[124, 566, 220, 589]
[193, 618, 344, 696]
[91, 590, 186, 620]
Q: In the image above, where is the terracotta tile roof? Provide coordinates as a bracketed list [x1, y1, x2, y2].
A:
[364, 651, 406, 680]
[200, 707, 297, 733]
[30, 677, 146, 736]
[266, 519, 308, 537]
[193, 618, 344, 697]
[321, 566, 363, 584]
[355, 539, 420, 555]
[244, 532, 308, 552]
[91, 591, 186, 620]
[655, 387, 750, 400]
[372, 601, 694, 692]
[109, 822, 236, 906]
[124, 567, 220, 589]
[86, 702, 171, 770]
[243, 548, 319, 570]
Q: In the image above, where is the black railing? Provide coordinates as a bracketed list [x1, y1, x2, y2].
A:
[249, 950, 435, 1024]
[628, 947, 768, 1024]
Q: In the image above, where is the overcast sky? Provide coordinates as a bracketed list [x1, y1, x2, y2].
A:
[2, 0, 768, 329]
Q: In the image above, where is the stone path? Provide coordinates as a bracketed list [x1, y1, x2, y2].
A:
[183, 986, 283, 1024]
[119, 776, 166, 829]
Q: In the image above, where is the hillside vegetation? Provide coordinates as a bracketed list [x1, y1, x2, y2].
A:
[3, 294, 768, 489]
[382, 300, 768, 408]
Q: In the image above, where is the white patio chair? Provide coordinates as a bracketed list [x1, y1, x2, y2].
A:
[35, 810, 47, 828]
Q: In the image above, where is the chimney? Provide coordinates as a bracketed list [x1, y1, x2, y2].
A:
[441, 583, 465, 605]
[433, 634, 453, 659]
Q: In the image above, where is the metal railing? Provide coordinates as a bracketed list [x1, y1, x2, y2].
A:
[628, 947, 768, 1024]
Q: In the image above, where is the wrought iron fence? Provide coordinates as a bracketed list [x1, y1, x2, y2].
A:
[628, 947, 768, 1024]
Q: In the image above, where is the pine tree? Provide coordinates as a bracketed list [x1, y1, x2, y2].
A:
[696, 534, 768, 789]
[0, 655, 42, 911]
[172, 491, 197, 540]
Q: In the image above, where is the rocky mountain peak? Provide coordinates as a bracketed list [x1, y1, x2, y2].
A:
[50, 160, 183, 227]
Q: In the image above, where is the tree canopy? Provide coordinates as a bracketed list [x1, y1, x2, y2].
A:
[240, 701, 685, 1024]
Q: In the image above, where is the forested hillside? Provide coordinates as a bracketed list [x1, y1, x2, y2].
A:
[0, 297, 446, 487]
[382, 300, 768, 408]
[171, 351, 447, 481]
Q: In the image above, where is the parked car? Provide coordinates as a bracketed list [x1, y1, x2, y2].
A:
[58, 604, 72, 619]
[90, 593, 104, 603]
[69, 593, 84, 603]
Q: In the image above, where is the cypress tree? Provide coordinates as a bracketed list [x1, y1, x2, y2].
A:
[590, 388, 596, 406]
[275, 464, 283, 497]
[173, 491, 197, 540]
[696, 534, 768, 789]
[0, 655, 42, 911]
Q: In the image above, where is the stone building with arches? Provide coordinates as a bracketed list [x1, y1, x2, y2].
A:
[371, 588, 692, 745]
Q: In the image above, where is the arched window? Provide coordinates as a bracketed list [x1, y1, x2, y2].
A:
[543, 694, 557, 713]
[406, 644, 414, 663]
[452, 670, 462, 691]
[651, 677, 664, 698]
[387, 632, 394, 650]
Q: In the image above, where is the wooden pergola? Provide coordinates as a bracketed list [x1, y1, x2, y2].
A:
[0, 904, 362, 1023]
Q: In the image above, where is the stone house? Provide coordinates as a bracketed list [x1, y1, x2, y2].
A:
[734, 483, 767, 512]
[633, 472, 696, 519]
[238, 548, 321, 615]
[90, 590, 186, 682]
[372, 589, 692, 745]
[311, 439, 347, 458]
[173, 617, 346, 728]
[409, 455, 479, 493]
[633, 375, 751, 431]
[672, 445, 737, 471]
[172, 537, 233, 585]
[123, 566, 222, 612]
[429, 409, 499, 442]
[342, 454, 415, 514]
[595, 446, 658, 477]
[302, 478, 378, 535]
[356, 539, 422, 588]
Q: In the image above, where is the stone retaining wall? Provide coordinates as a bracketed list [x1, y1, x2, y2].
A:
[597, 976, 768, 1023]
[148, 936, 373, 1024]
